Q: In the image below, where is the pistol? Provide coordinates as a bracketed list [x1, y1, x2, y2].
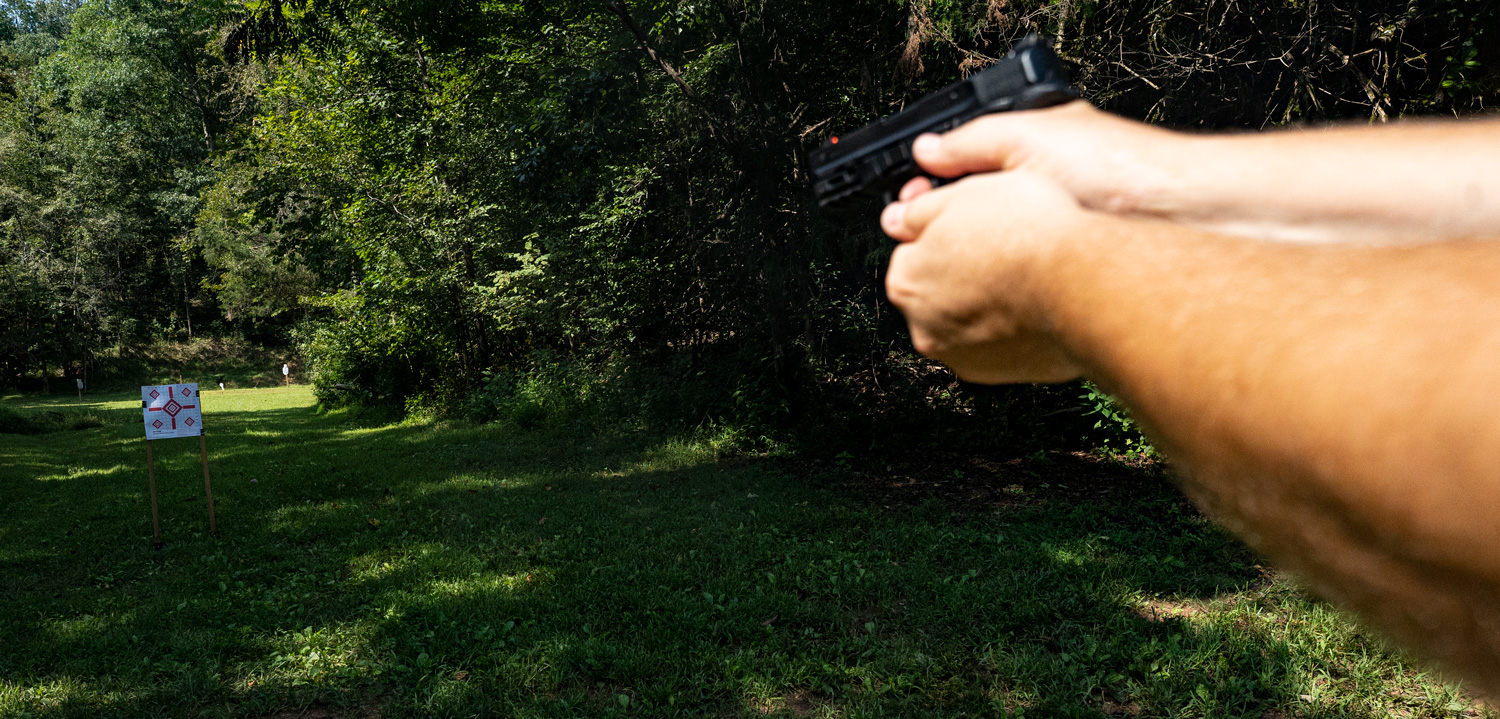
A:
[809, 35, 1077, 210]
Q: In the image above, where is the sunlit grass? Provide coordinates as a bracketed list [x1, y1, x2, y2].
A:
[0, 386, 1493, 718]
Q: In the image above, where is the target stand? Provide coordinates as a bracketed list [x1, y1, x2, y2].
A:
[141, 383, 216, 548]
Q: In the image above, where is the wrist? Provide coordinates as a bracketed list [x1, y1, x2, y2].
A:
[1126, 133, 1230, 222]
[1020, 209, 1185, 379]
[1016, 210, 1116, 334]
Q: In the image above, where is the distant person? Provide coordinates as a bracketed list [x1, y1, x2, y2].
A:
[879, 102, 1500, 694]
[75, 377, 83, 399]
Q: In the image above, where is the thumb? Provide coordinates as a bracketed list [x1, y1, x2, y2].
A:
[912, 100, 1091, 178]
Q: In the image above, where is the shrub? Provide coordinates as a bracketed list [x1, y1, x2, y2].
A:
[465, 351, 608, 430]
[1081, 382, 1156, 457]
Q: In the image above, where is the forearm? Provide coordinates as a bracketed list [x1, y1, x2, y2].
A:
[1043, 219, 1500, 692]
[1142, 120, 1500, 243]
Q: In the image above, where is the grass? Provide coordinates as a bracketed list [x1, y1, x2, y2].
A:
[0, 387, 1492, 718]
[0, 404, 106, 435]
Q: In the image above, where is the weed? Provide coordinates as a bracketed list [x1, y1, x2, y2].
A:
[1082, 382, 1157, 457]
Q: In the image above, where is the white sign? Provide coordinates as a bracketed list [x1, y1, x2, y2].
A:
[141, 383, 204, 439]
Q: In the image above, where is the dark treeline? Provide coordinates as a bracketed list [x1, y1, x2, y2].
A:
[1, 0, 1496, 441]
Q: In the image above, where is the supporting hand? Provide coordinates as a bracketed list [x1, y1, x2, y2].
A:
[881, 170, 1092, 384]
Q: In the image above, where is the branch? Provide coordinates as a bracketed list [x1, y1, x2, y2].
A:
[610, 2, 694, 96]
[609, 1, 733, 147]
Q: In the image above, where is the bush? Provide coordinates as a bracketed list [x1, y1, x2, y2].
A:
[465, 351, 609, 430]
[298, 292, 460, 411]
[1081, 382, 1156, 457]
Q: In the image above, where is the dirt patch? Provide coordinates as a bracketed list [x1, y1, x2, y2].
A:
[792, 449, 1179, 515]
[783, 689, 817, 717]
[1104, 698, 1142, 716]
[584, 684, 637, 712]
[256, 701, 381, 719]
[1134, 597, 1210, 623]
[262, 710, 339, 719]
[751, 689, 820, 717]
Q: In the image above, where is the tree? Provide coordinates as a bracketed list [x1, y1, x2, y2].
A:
[0, 0, 231, 385]
[206, 0, 1497, 432]
[3, 0, 1494, 434]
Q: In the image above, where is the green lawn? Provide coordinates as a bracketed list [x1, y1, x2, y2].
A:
[0, 387, 1491, 718]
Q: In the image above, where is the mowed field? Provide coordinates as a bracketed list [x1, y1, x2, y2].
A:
[0, 387, 1491, 718]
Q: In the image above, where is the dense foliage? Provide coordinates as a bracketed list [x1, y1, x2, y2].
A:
[2, 0, 1497, 435]
[0, 0, 237, 386]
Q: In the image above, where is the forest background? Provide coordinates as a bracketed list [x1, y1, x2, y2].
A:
[1, 0, 1497, 449]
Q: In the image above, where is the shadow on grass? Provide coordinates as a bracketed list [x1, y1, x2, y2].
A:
[0, 393, 1473, 719]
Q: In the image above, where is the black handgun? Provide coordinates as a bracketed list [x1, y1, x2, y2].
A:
[809, 35, 1077, 210]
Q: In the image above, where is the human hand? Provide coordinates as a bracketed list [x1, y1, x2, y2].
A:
[897, 101, 1188, 217]
[881, 170, 1094, 384]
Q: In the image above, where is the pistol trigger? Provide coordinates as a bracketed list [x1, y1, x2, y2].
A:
[882, 189, 899, 206]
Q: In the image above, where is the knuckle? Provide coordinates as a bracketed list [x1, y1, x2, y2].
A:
[910, 333, 943, 357]
[907, 190, 945, 219]
[884, 275, 915, 305]
[1061, 99, 1095, 114]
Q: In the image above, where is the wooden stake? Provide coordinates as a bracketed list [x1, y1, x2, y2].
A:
[200, 432, 216, 534]
[146, 439, 162, 549]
